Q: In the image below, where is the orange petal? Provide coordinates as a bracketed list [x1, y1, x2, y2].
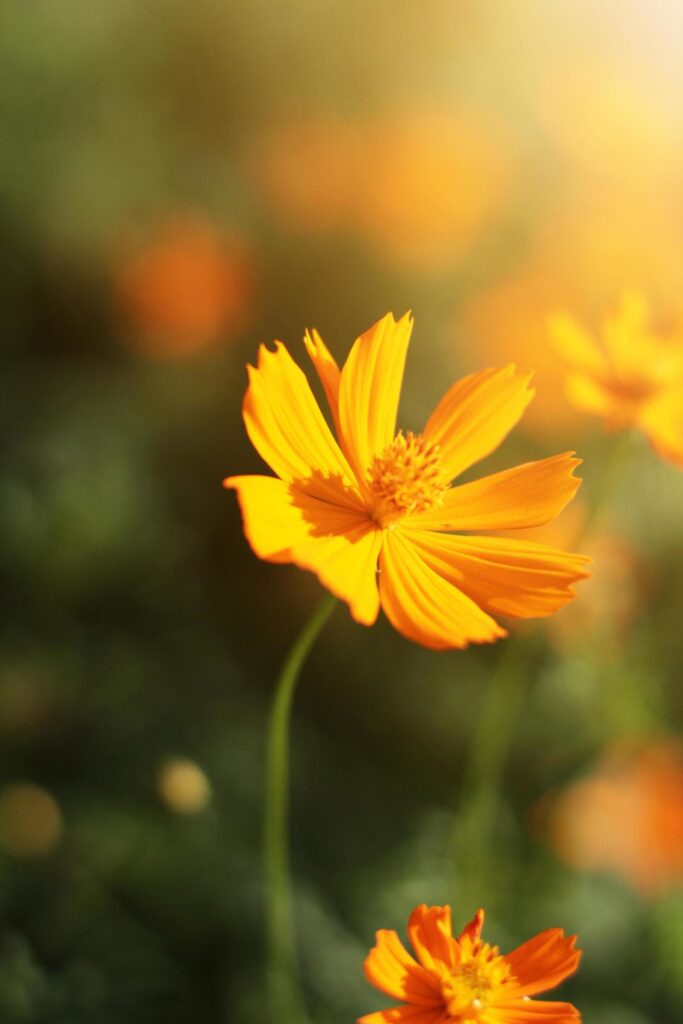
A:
[482, 999, 581, 1023]
[338, 312, 413, 483]
[549, 312, 608, 378]
[640, 387, 683, 468]
[423, 366, 534, 482]
[363, 929, 443, 1006]
[407, 905, 457, 973]
[378, 531, 507, 650]
[358, 1008, 448, 1024]
[457, 908, 485, 943]
[503, 929, 582, 999]
[398, 532, 591, 619]
[405, 454, 582, 532]
[242, 341, 363, 506]
[304, 327, 342, 433]
[225, 475, 381, 623]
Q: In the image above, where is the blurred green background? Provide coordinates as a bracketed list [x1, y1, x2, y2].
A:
[1, 2, 683, 1022]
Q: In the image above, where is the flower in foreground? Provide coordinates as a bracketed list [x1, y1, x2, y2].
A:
[226, 313, 590, 649]
[361, 904, 581, 1024]
[551, 290, 683, 467]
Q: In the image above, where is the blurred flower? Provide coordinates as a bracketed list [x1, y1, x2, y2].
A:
[226, 312, 589, 649]
[157, 758, 212, 815]
[551, 291, 683, 466]
[462, 198, 683, 434]
[114, 214, 256, 357]
[252, 106, 514, 271]
[360, 903, 581, 1024]
[0, 783, 63, 859]
[548, 738, 683, 896]
[251, 117, 361, 233]
[355, 108, 514, 272]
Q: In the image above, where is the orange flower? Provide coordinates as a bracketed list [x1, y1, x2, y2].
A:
[548, 738, 683, 897]
[360, 904, 581, 1024]
[551, 291, 683, 466]
[225, 313, 589, 649]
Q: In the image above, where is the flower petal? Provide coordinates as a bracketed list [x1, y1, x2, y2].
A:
[405, 454, 582, 532]
[423, 366, 534, 482]
[407, 905, 457, 974]
[358, 1009, 448, 1024]
[503, 929, 581, 999]
[457, 908, 485, 944]
[225, 475, 381, 623]
[379, 531, 507, 650]
[363, 929, 443, 1006]
[640, 386, 683, 467]
[482, 999, 580, 1024]
[304, 327, 342, 432]
[290, 520, 382, 625]
[338, 312, 413, 483]
[225, 474, 314, 562]
[549, 312, 609, 378]
[565, 374, 621, 422]
[243, 341, 362, 505]
[398, 532, 591, 619]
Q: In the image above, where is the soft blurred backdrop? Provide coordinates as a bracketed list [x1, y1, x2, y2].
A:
[2, 2, 683, 1022]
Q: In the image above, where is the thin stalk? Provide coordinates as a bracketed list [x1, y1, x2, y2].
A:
[264, 593, 337, 1023]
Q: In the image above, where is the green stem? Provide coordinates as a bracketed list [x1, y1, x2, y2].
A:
[264, 593, 337, 1022]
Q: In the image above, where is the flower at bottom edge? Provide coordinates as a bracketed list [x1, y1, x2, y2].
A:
[359, 904, 582, 1024]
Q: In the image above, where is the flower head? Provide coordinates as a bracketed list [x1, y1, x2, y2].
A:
[360, 904, 581, 1024]
[551, 291, 683, 466]
[226, 313, 590, 649]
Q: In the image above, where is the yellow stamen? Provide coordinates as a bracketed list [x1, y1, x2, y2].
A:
[441, 940, 511, 1021]
[369, 431, 446, 527]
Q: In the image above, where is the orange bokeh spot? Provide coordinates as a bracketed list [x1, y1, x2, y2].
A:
[115, 214, 256, 357]
[548, 738, 683, 896]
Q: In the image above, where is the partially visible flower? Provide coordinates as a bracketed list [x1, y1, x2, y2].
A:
[157, 758, 212, 815]
[550, 291, 683, 466]
[226, 312, 589, 650]
[360, 904, 581, 1024]
[548, 738, 683, 897]
[114, 214, 256, 357]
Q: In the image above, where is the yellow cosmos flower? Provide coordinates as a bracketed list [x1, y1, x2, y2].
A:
[226, 313, 590, 650]
[361, 904, 581, 1024]
[551, 291, 683, 467]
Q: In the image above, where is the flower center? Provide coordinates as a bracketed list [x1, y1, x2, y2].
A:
[368, 431, 446, 527]
[441, 942, 511, 1021]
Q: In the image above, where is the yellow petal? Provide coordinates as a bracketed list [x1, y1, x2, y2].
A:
[549, 312, 608, 377]
[243, 341, 363, 506]
[405, 454, 582, 532]
[565, 373, 621, 421]
[640, 386, 683, 468]
[291, 520, 382, 625]
[379, 531, 506, 650]
[399, 532, 591, 619]
[225, 475, 381, 623]
[303, 328, 341, 432]
[338, 312, 413, 483]
[423, 365, 534, 482]
[225, 474, 312, 562]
